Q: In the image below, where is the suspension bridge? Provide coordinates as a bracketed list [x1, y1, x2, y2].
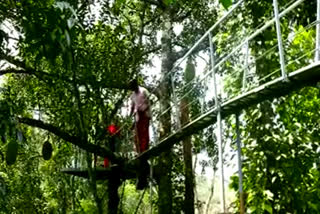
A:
[63, 0, 320, 212]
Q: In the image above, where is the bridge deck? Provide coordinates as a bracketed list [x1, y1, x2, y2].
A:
[63, 63, 320, 180]
[137, 62, 320, 160]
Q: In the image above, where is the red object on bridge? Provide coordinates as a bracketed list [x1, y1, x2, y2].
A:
[104, 157, 109, 168]
[103, 124, 120, 168]
[107, 124, 118, 135]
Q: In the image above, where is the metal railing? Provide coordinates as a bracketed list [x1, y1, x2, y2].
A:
[152, 0, 317, 212]
[111, 1, 318, 212]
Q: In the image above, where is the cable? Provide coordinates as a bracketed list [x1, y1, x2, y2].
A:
[112, 0, 309, 150]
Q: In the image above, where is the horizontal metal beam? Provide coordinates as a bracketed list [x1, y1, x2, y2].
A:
[171, 0, 244, 71]
[214, 0, 305, 71]
[61, 165, 137, 180]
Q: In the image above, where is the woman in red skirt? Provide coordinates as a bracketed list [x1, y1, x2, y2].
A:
[129, 79, 151, 154]
[129, 79, 151, 189]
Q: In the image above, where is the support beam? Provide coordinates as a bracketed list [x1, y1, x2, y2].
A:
[209, 32, 226, 213]
[316, 0, 320, 61]
[61, 166, 136, 180]
[236, 114, 245, 214]
[242, 40, 250, 91]
[217, 111, 226, 213]
[273, 0, 287, 80]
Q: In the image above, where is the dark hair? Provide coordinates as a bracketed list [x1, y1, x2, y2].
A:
[129, 79, 138, 90]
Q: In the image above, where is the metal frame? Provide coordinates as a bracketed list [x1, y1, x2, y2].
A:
[273, 0, 287, 80]
[141, 0, 312, 212]
[171, 73, 181, 130]
[242, 40, 250, 91]
[316, 0, 320, 61]
[214, 0, 304, 73]
[150, 161, 153, 214]
[171, 0, 244, 71]
[236, 114, 244, 214]
[209, 32, 226, 213]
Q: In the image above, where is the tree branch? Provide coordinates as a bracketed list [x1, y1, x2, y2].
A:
[0, 53, 134, 91]
[0, 66, 131, 91]
[173, 10, 192, 22]
[142, 45, 162, 56]
[18, 117, 123, 163]
[143, 83, 160, 99]
[143, 0, 161, 7]
[123, 14, 135, 38]
[0, 53, 26, 69]
[110, 91, 128, 120]
[0, 68, 33, 76]
[173, 41, 208, 62]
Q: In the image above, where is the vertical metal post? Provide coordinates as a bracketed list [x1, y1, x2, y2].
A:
[242, 40, 249, 91]
[202, 74, 207, 114]
[273, 0, 287, 80]
[236, 113, 245, 214]
[315, 0, 320, 61]
[209, 32, 226, 213]
[171, 73, 181, 130]
[150, 160, 153, 214]
[149, 128, 154, 214]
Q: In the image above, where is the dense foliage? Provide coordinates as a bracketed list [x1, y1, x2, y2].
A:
[1, 0, 320, 213]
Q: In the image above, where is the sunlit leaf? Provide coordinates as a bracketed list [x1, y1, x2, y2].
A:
[220, 0, 232, 9]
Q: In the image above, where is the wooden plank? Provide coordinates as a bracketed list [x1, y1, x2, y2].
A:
[136, 62, 320, 161]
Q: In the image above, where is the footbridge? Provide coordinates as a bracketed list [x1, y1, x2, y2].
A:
[64, 0, 320, 212]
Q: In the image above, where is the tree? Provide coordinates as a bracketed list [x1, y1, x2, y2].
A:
[0, 1, 143, 213]
[97, 0, 222, 213]
[0, 0, 233, 213]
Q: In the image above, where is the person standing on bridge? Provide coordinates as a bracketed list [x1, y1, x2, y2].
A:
[129, 79, 151, 189]
[129, 79, 151, 154]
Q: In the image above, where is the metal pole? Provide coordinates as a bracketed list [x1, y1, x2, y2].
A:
[209, 32, 226, 213]
[150, 160, 153, 214]
[209, 36, 218, 107]
[236, 114, 244, 214]
[171, 73, 181, 130]
[172, 0, 244, 70]
[242, 40, 249, 91]
[273, 0, 287, 80]
[315, 0, 320, 61]
[217, 112, 225, 213]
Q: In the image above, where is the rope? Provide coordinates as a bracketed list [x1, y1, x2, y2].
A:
[134, 188, 147, 214]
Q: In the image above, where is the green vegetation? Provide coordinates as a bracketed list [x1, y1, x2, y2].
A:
[0, 0, 320, 213]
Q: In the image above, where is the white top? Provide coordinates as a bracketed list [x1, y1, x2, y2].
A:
[130, 86, 151, 119]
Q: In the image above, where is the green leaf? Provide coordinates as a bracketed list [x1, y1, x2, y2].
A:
[263, 203, 273, 214]
[184, 58, 195, 83]
[67, 18, 76, 29]
[220, 0, 232, 9]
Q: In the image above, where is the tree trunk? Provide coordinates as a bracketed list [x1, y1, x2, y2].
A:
[180, 99, 195, 214]
[157, 9, 173, 214]
[107, 170, 121, 214]
[86, 154, 103, 214]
